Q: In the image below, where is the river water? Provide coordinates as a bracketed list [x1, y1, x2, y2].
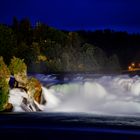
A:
[32, 73, 140, 116]
[5, 73, 140, 139]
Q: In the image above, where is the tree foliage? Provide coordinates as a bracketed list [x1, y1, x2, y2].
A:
[0, 57, 10, 111]
[0, 24, 17, 64]
[0, 78, 9, 111]
[0, 18, 122, 73]
[9, 57, 27, 75]
[0, 57, 10, 80]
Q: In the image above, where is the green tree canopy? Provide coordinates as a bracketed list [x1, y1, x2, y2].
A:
[0, 24, 17, 64]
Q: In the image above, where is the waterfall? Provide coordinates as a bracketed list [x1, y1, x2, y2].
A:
[9, 74, 140, 115]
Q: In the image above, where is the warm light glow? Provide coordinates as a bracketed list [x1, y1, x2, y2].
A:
[128, 66, 132, 70]
[131, 62, 135, 67]
[128, 62, 140, 71]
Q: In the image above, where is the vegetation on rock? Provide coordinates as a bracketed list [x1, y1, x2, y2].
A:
[0, 57, 10, 82]
[0, 78, 9, 111]
[0, 57, 10, 111]
[27, 77, 42, 103]
[9, 57, 42, 104]
[9, 57, 27, 75]
[0, 24, 17, 64]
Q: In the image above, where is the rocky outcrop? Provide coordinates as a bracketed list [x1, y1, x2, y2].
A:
[8, 57, 47, 112]
[12, 77, 43, 104]
[9, 56, 28, 88]
[9, 87, 46, 112]
[0, 56, 47, 112]
[26, 77, 42, 103]
[3, 103, 13, 112]
[0, 57, 12, 111]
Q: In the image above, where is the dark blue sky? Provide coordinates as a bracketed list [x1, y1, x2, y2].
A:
[1, 0, 140, 33]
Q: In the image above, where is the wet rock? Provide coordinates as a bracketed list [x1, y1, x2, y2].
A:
[3, 103, 13, 112]
[26, 77, 42, 104]
[8, 57, 47, 112]
[9, 87, 46, 112]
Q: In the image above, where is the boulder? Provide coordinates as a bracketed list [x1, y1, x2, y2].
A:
[14, 70, 28, 88]
[9, 57, 28, 89]
[26, 77, 42, 104]
[9, 87, 46, 112]
[8, 57, 47, 112]
[3, 103, 13, 112]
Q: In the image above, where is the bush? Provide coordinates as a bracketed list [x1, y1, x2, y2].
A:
[0, 24, 17, 64]
[9, 56, 27, 75]
[0, 78, 9, 111]
[0, 56, 10, 81]
[0, 57, 10, 111]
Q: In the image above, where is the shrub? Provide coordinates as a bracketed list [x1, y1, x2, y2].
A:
[0, 56, 10, 80]
[0, 57, 10, 111]
[9, 56, 27, 75]
[0, 78, 9, 111]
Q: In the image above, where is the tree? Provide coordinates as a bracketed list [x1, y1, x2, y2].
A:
[33, 23, 67, 44]
[33, 23, 48, 42]
[15, 42, 38, 65]
[0, 24, 17, 64]
[108, 54, 121, 72]
[12, 16, 19, 33]
[18, 18, 32, 44]
[9, 56, 27, 75]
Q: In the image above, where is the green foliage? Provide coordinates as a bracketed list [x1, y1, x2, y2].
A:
[0, 24, 17, 64]
[45, 59, 63, 72]
[27, 77, 40, 90]
[18, 18, 32, 44]
[0, 18, 121, 73]
[47, 27, 67, 44]
[9, 57, 27, 75]
[42, 41, 62, 59]
[0, 56, 10, 80]
[0, 78, 9, 111]
[15, 42, 38, 65]
[0, 57, 9, 111]
[108, 54, 121, 72]
[12, 16, 19, 34]
[33, 23, 67, 44]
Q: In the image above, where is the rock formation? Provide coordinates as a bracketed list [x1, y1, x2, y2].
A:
[26, 77, 42, 104]
[0, 56, 47, 112]
[0, 57, 13, 111]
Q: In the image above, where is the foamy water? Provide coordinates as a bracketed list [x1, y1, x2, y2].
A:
[9, 74, 140, 115]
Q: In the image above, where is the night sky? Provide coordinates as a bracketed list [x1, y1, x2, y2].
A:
[1, 0, 140, 33]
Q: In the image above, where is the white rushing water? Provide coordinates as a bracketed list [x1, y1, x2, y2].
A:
[9, 74, 140, 115]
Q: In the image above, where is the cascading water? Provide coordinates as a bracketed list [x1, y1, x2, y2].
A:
[9, 74, 140, 115]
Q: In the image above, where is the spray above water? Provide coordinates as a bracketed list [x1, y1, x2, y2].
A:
[9, 74, 140, 115]
[43, 75, 140, 115]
